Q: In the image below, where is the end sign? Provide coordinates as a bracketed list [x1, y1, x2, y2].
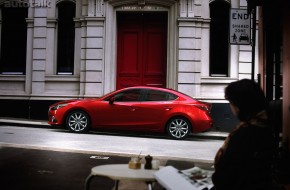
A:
[229, 9, 251, 45]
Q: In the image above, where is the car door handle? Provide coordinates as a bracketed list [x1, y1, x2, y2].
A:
[130, 106, 136, 111]
[164, 107, 172, 111]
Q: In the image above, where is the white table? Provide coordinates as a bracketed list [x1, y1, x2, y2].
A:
[85, 164, 159, 190]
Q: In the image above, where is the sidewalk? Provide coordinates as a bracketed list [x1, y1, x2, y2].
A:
[0, 117, 229, 140]
[0, 117, 49, 126]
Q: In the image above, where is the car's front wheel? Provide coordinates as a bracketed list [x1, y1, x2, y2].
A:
[166, 117, 191, 140]
[66, 110, 90, 133]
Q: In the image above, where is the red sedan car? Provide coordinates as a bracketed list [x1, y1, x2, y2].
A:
[48, 86, 213, 139]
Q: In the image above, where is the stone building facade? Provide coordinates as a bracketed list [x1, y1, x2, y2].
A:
[0, 0, 257, 131]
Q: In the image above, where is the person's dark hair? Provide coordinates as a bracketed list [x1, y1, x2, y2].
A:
[225, 79, 268, 121]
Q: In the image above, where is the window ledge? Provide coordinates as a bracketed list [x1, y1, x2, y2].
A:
[201, 77, 238, 84]
[45, 75, 80, 82]
[0, 75, 25, 81]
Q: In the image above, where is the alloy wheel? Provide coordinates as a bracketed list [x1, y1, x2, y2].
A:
[167, 117, 190, 139]
[66, 111, 90, 132]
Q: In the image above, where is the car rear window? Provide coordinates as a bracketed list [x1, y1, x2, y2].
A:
[145, 90, 178, 101]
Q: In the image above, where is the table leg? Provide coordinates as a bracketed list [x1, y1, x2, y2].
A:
[84, 174, 94, 190]
[147, 182, 152, 190]
[114, 180, 119, 190]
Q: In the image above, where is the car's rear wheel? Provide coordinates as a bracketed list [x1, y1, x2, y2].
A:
[166, 117, 191, 139]
[66, 110, 90, 133]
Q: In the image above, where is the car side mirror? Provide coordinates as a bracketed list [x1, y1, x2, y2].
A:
[109, 97, 115, 105]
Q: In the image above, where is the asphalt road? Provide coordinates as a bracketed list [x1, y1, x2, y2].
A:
[1, 146, 201, 190]
[0, 147, 127, 190]
[0, 125, 220, 190]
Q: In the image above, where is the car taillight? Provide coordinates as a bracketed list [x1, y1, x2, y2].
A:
[194, 103, 212, 113]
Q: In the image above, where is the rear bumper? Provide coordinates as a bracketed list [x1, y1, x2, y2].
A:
[191, 119, 213, 133]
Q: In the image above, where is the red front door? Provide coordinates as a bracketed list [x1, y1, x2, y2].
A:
[116, 12, 167, 89]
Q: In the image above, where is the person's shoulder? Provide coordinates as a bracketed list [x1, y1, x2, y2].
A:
[228, 125, 252, 141]
[235, 123, 253, 133]
[235, 123, 272, 139]
[246, 123, 272, 133]
[231, 123, 263, 138]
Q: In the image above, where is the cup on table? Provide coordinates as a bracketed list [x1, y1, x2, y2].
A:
[128, 157, 142, 169]
[151, 160, 160, 170]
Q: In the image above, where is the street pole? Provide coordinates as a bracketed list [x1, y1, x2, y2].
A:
[251, 7, 256, 81]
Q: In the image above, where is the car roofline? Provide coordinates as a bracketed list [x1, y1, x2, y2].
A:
[100, 86, 196, 101]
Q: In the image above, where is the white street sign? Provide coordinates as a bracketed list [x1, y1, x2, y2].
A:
[229, 9, 251, 45]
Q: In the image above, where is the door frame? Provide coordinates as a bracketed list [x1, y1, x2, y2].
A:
[103, 2, 178, 94]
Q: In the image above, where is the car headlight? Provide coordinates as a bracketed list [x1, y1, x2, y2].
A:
[50, 103, 68, 111]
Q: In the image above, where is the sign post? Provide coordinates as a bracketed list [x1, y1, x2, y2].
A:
[229, 9, 251, 45]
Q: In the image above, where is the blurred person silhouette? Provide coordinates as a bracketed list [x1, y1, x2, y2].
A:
[212, 79, 276, 190]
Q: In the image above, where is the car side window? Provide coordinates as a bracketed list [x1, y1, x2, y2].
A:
[113, 89, 141, 102]
[145, 90, 178, 101]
